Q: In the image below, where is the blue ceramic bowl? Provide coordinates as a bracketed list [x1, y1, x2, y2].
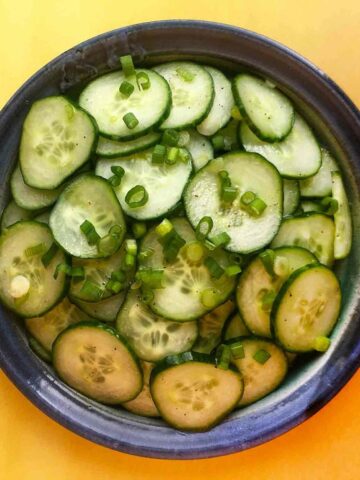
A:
[0, 20, 359, 459]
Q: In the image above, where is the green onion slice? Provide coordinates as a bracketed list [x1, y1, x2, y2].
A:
[41, 243, 59, 268]
[25, 243, 47, 258]
[321, 196, 339, 215]
[259, 249, 276, 276]
[195, 216, 213, 241]
[253, 349, 271, 364]
[132, 222, 147, 239]
[248, 197, 267, 216]
[152, 144, 166, 164]
[125, 185, 149, 208]
[162, 129, 180, 147]
[225, 265, 242, 277]
[216, 344, 231, 370]
[204, 256, 224, 279]
[136, 71, 151, 90]
[155, 218, 173, 237]
[166, 147, 179, 165]
[241, 191, 256, 206]
[211, 232, 231, 247]
[230, 342, 245, 359]
[80, 280, 104, 301]
[119, 80, 134, 97]
[80, 220, 100, 246]
[125, 239, 137, 256]
[176, 67, 195, 82]
[123, 112, 139, 129]
[136, 268, 164, 289]
[160, 229, 186, 263]
[53, 263, 72, 280]
[120, 54, 135, 77]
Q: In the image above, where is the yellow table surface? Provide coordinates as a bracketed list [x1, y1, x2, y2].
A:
[0, 1, 359, 479]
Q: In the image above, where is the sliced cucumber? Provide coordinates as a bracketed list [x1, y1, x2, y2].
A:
[122, 361, 159, 417]
[96, 131, 161, 158]
[11, 165, 63, 211]
[0, 221, 67, 317]
[183, 129, 214, 171]
[116, 290, 198, 362]
[25, 297, 92, 352]
[233, 74, 294, 142]
[153, 62, 214, 130]
[271, 213, 335, 266]
[72, 291, 126, 322]
[184, 152, 283, 253]
[300, 148, 339, 197]
[237, 247, 317, 337]
[79, 70, 170, 140]
[240, 114, 321, 178]
[283, 179, 300, 216]
[193, 299, 235, 354]
[271, 264, 341, 352]
[28, 336, 52, 363]
[223, 312, 251, 341]
[69, 239, 134, 302]
[226, 337, 288, 406]
[197, 66, 234, 136]
[300, 200, 324, 213]
[139, 218, 236, 321]
[96, 149, 192, 221]
[20, 96, 96, 189]
[150, 352, 243, 431]
[220, 119, 241, 151]
[1, 200, 34, 231]
[53, 322, 143, 404]
[332, 172, 352, 259]
[50, 174, 126, 258]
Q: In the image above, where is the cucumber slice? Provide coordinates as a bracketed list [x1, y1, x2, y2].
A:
[153, 62, 214, 130]
[150, 352, 243, 431]
[184, 152, 283, 253]
[300, 148, 339, 197]
[28, 336, 52, 363]
[96, 131, 161, 158]
[197, 66, 234, 136]
[50, 174, 126, 258]
[193, 299, 235, 354]
[25, 297, 92, 352]
[139, 218, 236, 321]
[184, 129, 214, 171]
[226, 337, 288, 406]
[283, 179, 300, 216]
[69, 239, 134, 302]
[1, 200, 34, 231]
[0, 221, 67, 317]
[220, 119, 241, 151]
[11, 165, 62, 210]
[300, 200, 324, 213]
[20, 96, 96, 189]
[53, 322, 143, 404]
[116, 290, 198, 362]
[34, 210, 51, 225]
[233, 74, 294, 142]
[72, 291, 126, 322]
[122, 361, 159, 417]
[271, 213, 335, 266]
[79, 70, 170, 140]
[223, 312, 251, 341]
[332, 172, 352, 259]
[271, 264, 341, 352]
[240, 114, 321, 178]
[237, 246, 317, 337]
[96, 149, 192, 221]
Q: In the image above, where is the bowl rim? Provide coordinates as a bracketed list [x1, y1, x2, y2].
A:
[0, 19, 359, 460]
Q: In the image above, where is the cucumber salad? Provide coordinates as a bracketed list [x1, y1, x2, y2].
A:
[0, 55, 352, 432]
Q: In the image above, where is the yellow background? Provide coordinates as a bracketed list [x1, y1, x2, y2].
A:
[0, 1, 359, 479]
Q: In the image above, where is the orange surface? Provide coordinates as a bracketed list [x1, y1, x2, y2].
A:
[0, 1, 359, 479]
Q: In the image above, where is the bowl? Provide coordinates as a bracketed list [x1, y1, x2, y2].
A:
[0, 20, 359, 460]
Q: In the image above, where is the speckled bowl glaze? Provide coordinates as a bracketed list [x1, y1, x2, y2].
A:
[0, 20, 359, 459]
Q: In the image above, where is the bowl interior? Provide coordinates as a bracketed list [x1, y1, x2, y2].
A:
[0, 21, 359, 459]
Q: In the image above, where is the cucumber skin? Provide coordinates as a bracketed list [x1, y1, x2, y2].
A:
[0, 220, 69, 318]
[154, 62, 215, 130]
[270, 263, 342, 353]
[96, 132, 162, 159]
[20, 96, 99, 190]
[150, 351, 244, 432]
[232, 74, 295, 143]
[52, 321, 143, 389]
[83, 71, 172, 142]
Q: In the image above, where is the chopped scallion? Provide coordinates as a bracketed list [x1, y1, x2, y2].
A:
[211, 134, 225, 150]
[225, 265, 242, 277]
[166, 147, 179, 165]
[124, 253, 136, 270]
[152, 144, 166, 164]
[259, 249, 276, 276]
[111, 165, 125, 179]
[216, 344, 231, 370]
[248, 197, 267, 216]
[125, 185, 148, 208]
[160, 229, 186, 263]
[211, 232, 231, 247]
[80, 220, 100, 246]
[195, 216, 213, 241]
[222, 186, 238, 203]
[25, 243, 46, 258]
[230, 342, 245, 359]
[136, 269, 164, 289]
[125, 239, 137, 256]
[80, 280, 104, 301]
[123, 112, 139, 130]
[53, 263, 71, 280]
[321, 196, 339, 215]
[176, 66, 195, 82]
[155, 218, 173, 237]
[41, 243, 59, 268]
[241, 191, 256, 206]
[314, 336, 331, 352]
[204, 256, 224, 279]
[120, 54, 135, 77]
[119, 80, 134, 97]
[253, 349, 271, 364]
[178, 148, 191, 163]
[106, 279, 124, 294]
[162, 129, 180, 147]
[136, 71, 151, 90]
[132, 222, 147, 239]
[111, 269, 126, 283]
